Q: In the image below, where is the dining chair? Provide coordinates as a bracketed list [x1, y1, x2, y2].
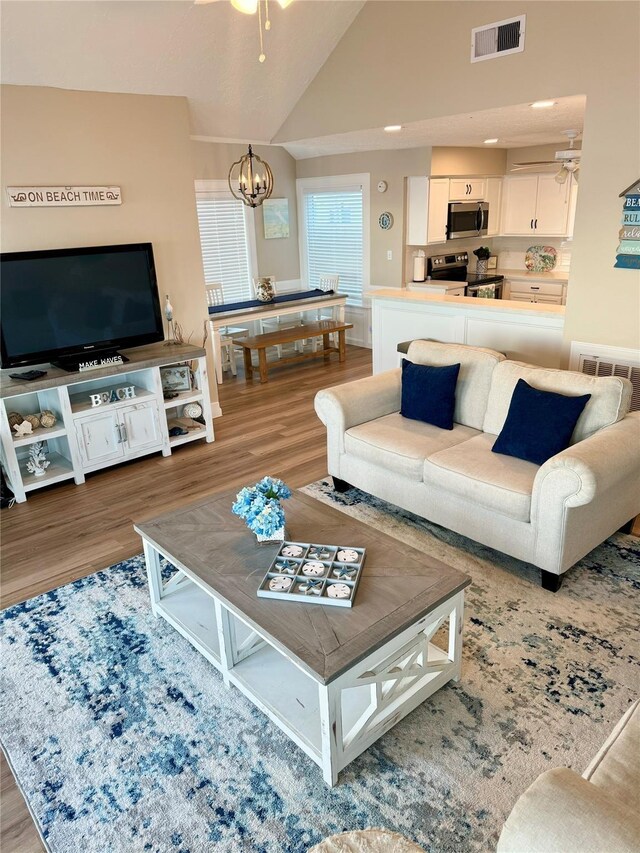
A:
[312, 274, 340, 351]
[252, 277, 304, 358]
[205, 282, 246, 383]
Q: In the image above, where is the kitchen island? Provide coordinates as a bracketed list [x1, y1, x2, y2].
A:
[369, 289, 565, 374]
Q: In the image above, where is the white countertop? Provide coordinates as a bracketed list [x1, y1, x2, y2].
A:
[369, 288, 565, 317]
[497, 268, 569, 282]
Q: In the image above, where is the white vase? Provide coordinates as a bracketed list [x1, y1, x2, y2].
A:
[255, 526, 286, 544]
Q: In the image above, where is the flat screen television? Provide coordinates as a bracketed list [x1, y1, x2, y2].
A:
[1, 242, 165, 370]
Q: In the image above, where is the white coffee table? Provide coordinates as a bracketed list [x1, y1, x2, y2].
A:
[135, 491, 470, 786]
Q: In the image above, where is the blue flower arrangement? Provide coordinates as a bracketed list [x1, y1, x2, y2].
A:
[232, 476, 291, 541]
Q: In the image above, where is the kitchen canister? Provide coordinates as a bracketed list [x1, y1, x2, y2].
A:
[412, 250, 426, 282]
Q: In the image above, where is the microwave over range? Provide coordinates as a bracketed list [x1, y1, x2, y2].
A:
[447, 201, 489, 240]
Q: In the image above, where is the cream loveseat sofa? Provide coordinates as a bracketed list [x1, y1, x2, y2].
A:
[314, 340, 640, 590]
[497, 699, 640, 852]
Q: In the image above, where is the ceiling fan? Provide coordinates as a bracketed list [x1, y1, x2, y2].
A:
[511, 130, 581, 184]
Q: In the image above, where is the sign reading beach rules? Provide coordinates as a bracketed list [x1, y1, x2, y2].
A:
[616, 179, 640, 269]
[6, 186, 122, 207]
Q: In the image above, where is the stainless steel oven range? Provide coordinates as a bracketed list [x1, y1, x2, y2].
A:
[426, 251, 505, 299]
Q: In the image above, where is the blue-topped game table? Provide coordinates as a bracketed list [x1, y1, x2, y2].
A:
[207, 289, 348, 384]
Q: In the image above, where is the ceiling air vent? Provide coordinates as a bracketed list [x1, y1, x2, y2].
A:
[471, 15, 526, 63]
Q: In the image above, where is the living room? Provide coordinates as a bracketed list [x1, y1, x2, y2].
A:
[1, 2, 639, 852]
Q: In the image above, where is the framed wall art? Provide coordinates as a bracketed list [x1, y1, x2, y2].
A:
[263, 198, 290, 239]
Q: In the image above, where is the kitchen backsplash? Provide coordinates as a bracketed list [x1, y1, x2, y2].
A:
[404, 237, 571, 282]
[492, 237, 572, 272]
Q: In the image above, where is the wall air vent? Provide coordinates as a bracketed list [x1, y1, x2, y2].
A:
[471, 15, 526, 63]
[571, 342, 640, 412]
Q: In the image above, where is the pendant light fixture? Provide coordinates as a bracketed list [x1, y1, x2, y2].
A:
[228, 145, 274, 208]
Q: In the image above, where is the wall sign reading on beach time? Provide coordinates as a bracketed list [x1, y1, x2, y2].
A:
[615, 179, 640, 269]
[6, 186, 122, 207]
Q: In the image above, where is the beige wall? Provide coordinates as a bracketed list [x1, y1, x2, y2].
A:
[296, 147, 430, 288]
[191, 141, 300, 282]
[276, 1, 640, 352]
[1, 85, 219, 403]
[431, 147, 506, 176]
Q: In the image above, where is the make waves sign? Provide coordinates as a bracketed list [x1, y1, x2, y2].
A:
[6, 186, 122, 207]
[615, 179, 640, 269]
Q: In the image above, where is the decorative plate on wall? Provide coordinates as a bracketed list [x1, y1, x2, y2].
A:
[525, 245, 558, 272]
[378, 212, 394, 230]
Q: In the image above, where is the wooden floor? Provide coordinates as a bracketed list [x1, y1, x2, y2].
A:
[0, 344, 373, 852]
[2, 343, 638, 851]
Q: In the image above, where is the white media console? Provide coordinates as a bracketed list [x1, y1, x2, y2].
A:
[0, 343, 213, 503]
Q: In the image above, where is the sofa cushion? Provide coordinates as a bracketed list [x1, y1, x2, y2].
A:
[583, 699, 639, 812]
[483, 360, 632, 441]
[406, 340, 505, 431]
[345, 413, 480, 481]
[400, 359, 460, 429]
[424, 433, 539, 521]
[492, 379, 591, 465]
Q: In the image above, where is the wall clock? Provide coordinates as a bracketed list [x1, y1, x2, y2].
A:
[378, 211, 394, 230]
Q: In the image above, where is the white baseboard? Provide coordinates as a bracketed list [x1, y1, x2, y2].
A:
[211, 401, 223, 419]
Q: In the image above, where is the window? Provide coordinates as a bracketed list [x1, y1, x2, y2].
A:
[297, 174, 369, 305]
[194, 180, 256, 302]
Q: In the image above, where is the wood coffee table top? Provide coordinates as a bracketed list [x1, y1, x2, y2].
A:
[134, 490, 470, 684]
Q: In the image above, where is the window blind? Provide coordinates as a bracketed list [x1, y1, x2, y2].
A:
[195, 196, 252, 302]
[303, 188, 363, 304]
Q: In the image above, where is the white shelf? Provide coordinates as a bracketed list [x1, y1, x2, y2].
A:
[157, 581, 221, 665]
[231, 643, 323, 757]
[19, 451, 75, 492]
[169, 427, 208, 448]
[163, 391, 204, 410]
[12, 424, 67, 448]
[69, 385, 154, 415]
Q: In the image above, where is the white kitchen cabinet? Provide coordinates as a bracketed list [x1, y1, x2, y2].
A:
[485, 177, 502, 237]
[506, 279, 564, 305]
[449, 178, 485, 201]
[501, 174, 571, 236]
[406, 176, 449, 245]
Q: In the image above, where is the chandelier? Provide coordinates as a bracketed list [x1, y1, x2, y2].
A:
[228, 145, 274, 208]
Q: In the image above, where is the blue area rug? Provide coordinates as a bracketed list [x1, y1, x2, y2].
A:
[1, 481, 639, 853]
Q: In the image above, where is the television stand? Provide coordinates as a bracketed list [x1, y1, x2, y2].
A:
[52, 349, 131, 373]
[0, 342, 214, 503]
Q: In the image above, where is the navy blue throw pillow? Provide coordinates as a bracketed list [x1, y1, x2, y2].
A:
[400, 359, 461, 430]
[492, 378, 591, 466]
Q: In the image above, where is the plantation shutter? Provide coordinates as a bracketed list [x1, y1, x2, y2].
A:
[303, 187, 363, 304]
[195, 194, 252, 302]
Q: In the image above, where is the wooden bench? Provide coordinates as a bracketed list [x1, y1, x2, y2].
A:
[232, 320, 354, 384]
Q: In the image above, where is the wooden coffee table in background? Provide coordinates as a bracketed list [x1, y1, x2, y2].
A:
[134, 491, 470, 785]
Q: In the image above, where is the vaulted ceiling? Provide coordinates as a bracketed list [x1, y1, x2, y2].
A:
[0, 0, 365, 142]
[1, 1, 586, 158]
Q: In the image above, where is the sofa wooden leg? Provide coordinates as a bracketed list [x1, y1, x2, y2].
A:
[540, 570, 563, 592]
[618, 517, 636, 534]
[332, 476, 353, 494]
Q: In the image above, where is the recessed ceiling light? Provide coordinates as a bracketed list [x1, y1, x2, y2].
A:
[531, 100, 556, 109]
[384, 125, 402, 132]
[484, 138, 499, 144]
